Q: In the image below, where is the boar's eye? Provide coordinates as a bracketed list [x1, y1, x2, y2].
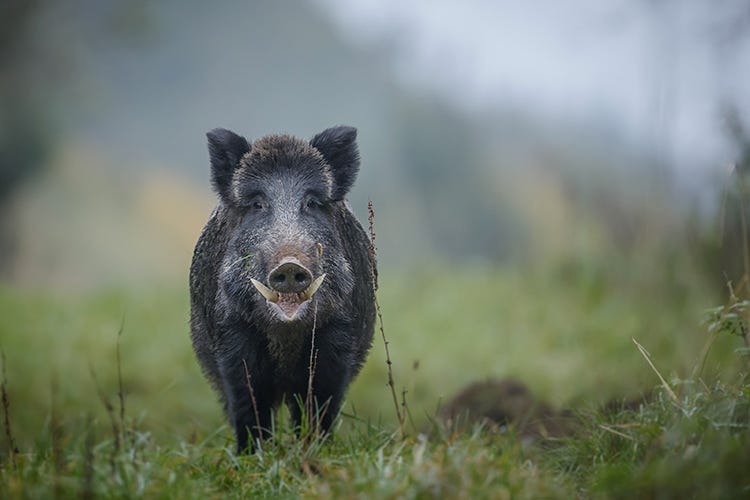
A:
[247, 196, 268, 213]
[304, 197, 324, 212]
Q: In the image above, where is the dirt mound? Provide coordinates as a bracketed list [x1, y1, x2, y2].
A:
[439, 378, 576, 441]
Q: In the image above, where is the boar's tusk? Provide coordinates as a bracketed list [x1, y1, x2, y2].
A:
[301, 273, 326, 301]
[250, 278, 279, 303]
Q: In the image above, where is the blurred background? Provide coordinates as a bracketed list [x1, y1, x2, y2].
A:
[2, 0, 749, 443]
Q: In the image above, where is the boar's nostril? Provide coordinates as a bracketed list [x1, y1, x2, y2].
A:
[268, 262, 312, 294]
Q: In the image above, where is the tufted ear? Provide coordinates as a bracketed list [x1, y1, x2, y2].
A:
[310, 125, 360, 201]
[206, 128, 250, 204]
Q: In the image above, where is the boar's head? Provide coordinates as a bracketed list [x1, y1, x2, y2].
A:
[206, 126, 361, 326]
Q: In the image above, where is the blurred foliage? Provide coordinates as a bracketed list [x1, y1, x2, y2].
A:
[551, 375, 750, 498]
[1, 264, 748, 496]
[0, 0, 745, 294]
[0, 0, 151, 273]
[0, 255, 730, 447]
[1, 1, 749, 496]
[719, 109, 750, 288]
[689, 108, 750, 295]
[0, 0, 51, 266]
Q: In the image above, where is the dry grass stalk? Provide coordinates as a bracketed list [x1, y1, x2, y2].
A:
[306, 300, 320, 434]
[89, 363, 119, 477]
[242, 359, 263, 451]
[367, 200, 404, 436]
[632, 338, 681, 407]
[1, 350, 18, 469]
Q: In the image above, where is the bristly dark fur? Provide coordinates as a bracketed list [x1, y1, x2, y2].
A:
[310, 126, 360, 201]
[190, 125, 375, 453]
[206, 128, 250, 205]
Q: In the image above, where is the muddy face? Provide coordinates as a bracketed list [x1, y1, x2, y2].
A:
[218, 135, 353, 326]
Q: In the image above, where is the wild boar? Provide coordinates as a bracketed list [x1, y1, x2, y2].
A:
[190, 126, 376, 452]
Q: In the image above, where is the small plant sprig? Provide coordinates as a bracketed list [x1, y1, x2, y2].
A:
[228, 253, 255, 271]
[703, 298, 749, 342]
[699, 289, 750, 371]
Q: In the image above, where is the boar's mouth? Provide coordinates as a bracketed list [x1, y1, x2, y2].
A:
[250, 274, 326, 321]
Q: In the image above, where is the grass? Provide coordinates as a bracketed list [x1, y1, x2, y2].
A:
[1, 261, 749, 497]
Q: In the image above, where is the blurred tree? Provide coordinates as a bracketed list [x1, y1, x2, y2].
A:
[393, 96, 518, 260]
[718, 108, 750, 292]
[705, 1, 750, 293]
[0, 0, 151, 276]
[0, 0, 50, 268]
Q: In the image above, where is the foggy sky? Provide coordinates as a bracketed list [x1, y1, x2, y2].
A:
[316, 0, 750, 173]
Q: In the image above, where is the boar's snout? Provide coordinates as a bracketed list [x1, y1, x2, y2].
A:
[268, 260, 313, 294]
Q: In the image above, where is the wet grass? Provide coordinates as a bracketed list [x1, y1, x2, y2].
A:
[1, 263, 748, 497]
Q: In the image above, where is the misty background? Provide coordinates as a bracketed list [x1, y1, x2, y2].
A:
[1, 0, 749, 291]
[4, 0, 750, 451]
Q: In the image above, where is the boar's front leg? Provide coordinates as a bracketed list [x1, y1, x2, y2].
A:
[217, 333, 274, 453]
[291, 345, 352, 436]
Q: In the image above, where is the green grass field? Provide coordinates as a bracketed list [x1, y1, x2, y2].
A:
[1, 262, 749, 497]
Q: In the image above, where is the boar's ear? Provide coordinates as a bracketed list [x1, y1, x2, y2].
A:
[310, 125, 360, 201]
[206, 128, 250, 204]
